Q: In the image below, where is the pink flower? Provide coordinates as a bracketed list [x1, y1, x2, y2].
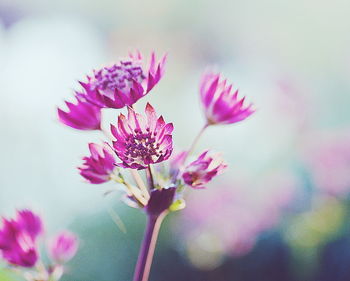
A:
[111, 103, 173, 170]
[0, 210, 43, 267]
[79, 51, 166, 109]
[200, 71, 254, 125]
[178, 173, 296, 258]
[79, 143, 116, 184]
[303, 130, 350, 196]
[57, 95, 101, 130]
[48, 231, 79, 264]
[182, 151, 227, 188]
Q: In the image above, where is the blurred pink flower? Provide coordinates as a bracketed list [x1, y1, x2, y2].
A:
[79, 51, 166, 109]
[79, 143, 116, 184]
[48, 231, 79, 264]
[200, 71, 254, 125]
[178, 173, 296, 257]
[0, 210, 42, 267]
[57, 95, 101, 130]
[182, 150, 227, 188]
[111, 103, 173, 169]
[303, 130, 350, 196]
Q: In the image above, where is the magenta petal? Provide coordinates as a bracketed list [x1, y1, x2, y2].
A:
[16, 210, 43, 240]
[202, 76, 220, 108]
[145, 103, 157, 131]
[58, 96, 101, 131]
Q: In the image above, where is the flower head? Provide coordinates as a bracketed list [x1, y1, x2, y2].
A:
[182, 151, 227, 188]
[57, 95, 101, 130]
[80, 51, 166, 109]
[111, 103, 174, 170]
[200, 71, 254, 125]
[79, 143, 116, 184]
[0, 210, 43, 267]
[48, 231, 79, 264]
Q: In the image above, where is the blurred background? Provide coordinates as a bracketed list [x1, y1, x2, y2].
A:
[0, 0, 350, 280]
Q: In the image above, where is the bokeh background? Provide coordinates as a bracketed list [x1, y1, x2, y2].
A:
[1, 0, 350, 280]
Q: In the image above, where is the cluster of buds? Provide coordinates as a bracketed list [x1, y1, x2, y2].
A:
[0, 209, 78, 281]
[57, 51, 254, 217]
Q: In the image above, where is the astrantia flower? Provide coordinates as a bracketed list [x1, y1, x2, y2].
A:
[200, 71, 254, 125]
[182, 150, 227, 188]
[0, 210, 42, 267]
[79, 52, 167, 109]
[57, 95, 101, 130]
[0, 208, 79, 280]
[48, 231, 79, 264]
[79, 143, 116, 184]
[111, 103, 173, 170]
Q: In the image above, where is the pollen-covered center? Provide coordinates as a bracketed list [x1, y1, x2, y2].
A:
[124, 129, 164, 166]
[91, 60, 146, 92]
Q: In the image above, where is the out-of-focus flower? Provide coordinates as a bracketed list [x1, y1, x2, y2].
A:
[0, 210, 42, 267]
[303, 130, 350, 196]
[177, 172, 296, 265]
[79, 143, 117, 184]
[199, 71, 254, 125]
[57, 95, 101, 130]
[0, 208, 79, 281]
[79, 52, 166, 109]
[182, 151, 227, 188]
[111, 103, 173, 170]
[48, 231, 79, 264]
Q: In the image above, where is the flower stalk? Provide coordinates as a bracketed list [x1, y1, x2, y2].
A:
[130, 169, 150, 200]
[184, 123, 209, 163]
[146, 165, 155, 189]
[133, 212, 167, 281]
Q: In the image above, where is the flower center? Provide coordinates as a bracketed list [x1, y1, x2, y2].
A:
[124, 129, 164, 165]
[91, 60, 145, 92]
